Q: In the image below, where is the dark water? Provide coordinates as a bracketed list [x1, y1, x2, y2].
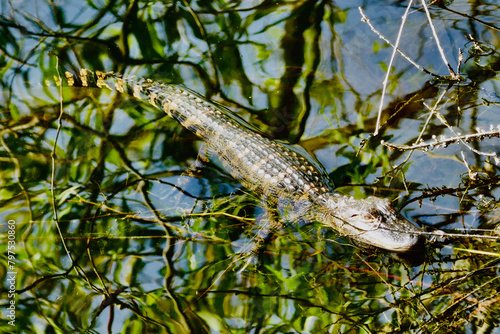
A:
[0, 0, 499, 333]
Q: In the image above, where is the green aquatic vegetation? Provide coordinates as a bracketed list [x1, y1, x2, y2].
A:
[0, 0, 499, 333]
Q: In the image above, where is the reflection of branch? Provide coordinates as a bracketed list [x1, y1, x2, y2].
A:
[209, 289, 342, 315]
[0, 16, 106, 42]
[0, 116, 39, 136]
[181, 0, 221, 91]
[0, 117, 39, 224]
[439, 4, 500, 32]
[51, 65, 77, 267]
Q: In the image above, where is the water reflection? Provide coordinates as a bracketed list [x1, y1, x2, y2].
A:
[0, 0, 499, 333]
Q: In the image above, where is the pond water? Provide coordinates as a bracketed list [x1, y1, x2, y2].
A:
[0, 0, 499, 333]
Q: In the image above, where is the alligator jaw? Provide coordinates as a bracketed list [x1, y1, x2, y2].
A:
[319, 195, 424, 252]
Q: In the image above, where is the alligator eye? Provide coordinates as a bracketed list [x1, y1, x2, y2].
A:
[367, 210, 382, 223]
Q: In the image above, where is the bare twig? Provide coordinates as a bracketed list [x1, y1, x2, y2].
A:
[360, 1, 468, 136]
[366, 0, 415, 136]
[383, 125, 500, 163]
[430, 231, 500, 241]
[425, 102, 499, 161]
[420, 0, 459, 80]
[383, 77, 499, 164]
[381, 87, 450, 178]
[358, 7, 439, 78]
[457, 48, 463, 75]
[459, 151, 481, 181]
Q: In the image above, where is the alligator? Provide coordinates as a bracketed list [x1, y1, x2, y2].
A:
[61, 69, 424, 253]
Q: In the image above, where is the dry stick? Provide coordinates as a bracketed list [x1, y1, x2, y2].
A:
[420, 0, 459, 79]
[384, 128, 500, 153]
[360, 1, 465, 136]
[382, 88, 450, 177]
[412, 87, 450, 146]
[460, 151, 478, 181]
[361, 0, 414, 136]
[423, 102, 499, 160]
[457, 48, 463, 76]
[383, 88, 500, 162]
[374, 3, 496, 161]
[358, 7, 439, 79]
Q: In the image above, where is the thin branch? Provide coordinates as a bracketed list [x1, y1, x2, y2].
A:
[383, 125, 500, 163]
[361, 1, 414, 136]
[358, 7, 439, 78]
[420, 0, 459, 79]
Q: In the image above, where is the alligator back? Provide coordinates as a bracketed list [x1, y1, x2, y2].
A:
[66, 70, 333, 202]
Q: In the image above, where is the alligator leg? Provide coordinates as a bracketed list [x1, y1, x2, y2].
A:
[232, 192, 286, 271]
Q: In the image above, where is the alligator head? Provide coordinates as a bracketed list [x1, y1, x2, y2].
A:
[316, 194, 424, 252]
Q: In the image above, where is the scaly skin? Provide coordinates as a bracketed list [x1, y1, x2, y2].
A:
[63, 69, 424, 252]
